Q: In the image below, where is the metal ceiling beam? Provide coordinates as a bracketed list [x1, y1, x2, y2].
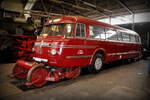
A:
[49, 0, 91, 11]
[24, 10, 62, 17]
[47, 5, 87, 16]
[49, 0, 110, 17]
[24, 0, 37, 11]
[116, 0, 135, 30]
[116, 0, 133, 14]
[80, 0, 112, 17]
[82, 0, 112, 13]
[24, 0, 37, 19]
[43, 0, 88, 16]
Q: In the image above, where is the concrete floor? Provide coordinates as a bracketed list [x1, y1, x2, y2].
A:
[0, 60, 150, 100]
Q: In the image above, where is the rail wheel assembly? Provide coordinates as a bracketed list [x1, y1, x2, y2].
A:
[65, 67, 81, 79]
[26, 64, 48, 87]
[11, 60, 81, 88]
[12, 64, 28, 79]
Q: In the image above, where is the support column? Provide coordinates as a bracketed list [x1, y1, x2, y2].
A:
[132, 13, 135, 31]
[147, 32, 150, 49]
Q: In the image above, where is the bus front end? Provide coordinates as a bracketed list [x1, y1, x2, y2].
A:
[11, 18, 81, 87]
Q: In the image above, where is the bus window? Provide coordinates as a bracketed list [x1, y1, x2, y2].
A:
[89, 26, 100, 39]
[41, 23, 75, 36]
[100, 28, 106, 40]
[89, 25, 105, 39]
[118, 31, 123, 41]
[105, 29, 118, 41]
[122, 33, 130, 42]
[76, 24, 85, 37]
[130, 35, 136, 43]
[135, 36, 140, 43]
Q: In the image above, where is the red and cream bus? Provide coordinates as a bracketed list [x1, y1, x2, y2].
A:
[12, 16, 141, 87]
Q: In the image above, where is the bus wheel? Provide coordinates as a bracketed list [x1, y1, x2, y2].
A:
[89, 54, 103, 73]
[27, 64, 48, 87]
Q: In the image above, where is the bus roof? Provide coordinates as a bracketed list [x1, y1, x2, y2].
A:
[45, 16, 139, 36]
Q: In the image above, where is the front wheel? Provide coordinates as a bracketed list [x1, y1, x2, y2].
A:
[27, 64, 48, 87]
[88, 54, 103, 73]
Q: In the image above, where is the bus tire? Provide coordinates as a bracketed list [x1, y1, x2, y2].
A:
[89, 53, 103, 73]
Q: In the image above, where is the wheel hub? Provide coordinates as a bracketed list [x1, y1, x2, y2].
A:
[95, 58, 102, 70]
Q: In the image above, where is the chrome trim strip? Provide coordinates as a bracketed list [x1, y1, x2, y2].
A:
[85, 38, 141, 44]
[66, 55, 92, 59]
[35, 45, 97, 49]
[107, 51, 140, 56]
[61, 45, 97, 48]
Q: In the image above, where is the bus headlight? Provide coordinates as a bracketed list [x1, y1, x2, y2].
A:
[50, 49, 57, 55]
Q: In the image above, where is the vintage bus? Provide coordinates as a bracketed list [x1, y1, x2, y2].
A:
[12, 16, 141, 87]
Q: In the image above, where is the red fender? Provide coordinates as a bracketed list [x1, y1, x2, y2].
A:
[16, 60, 35, 69]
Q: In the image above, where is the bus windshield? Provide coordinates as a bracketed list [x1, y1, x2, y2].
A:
[41, 23, 75, 37]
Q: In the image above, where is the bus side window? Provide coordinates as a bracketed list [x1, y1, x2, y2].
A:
[76, 24, 85, 37]
[105, 29, 118, 41]
[130, 35, 136, 43]
[118, 31, 123, 41]
[89, 25, 105, 39]
[122, 33, 130, 42]
[89, 26, 94, 37]
[100, 27, 105, 40]
[89, 26, 100, 39]
[135, 36, 140, 43]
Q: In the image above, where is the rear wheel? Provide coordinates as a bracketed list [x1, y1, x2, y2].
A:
[88, 54, 103, 73]
[27, 64, 48, 87]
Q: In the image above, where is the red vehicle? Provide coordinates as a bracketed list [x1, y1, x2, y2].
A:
[0, 34, 36, 61]
[11, 16, 141, 87]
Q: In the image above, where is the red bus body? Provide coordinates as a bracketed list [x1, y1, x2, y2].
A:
[33, 16, 141, 67]
[11, 16, 141, 87]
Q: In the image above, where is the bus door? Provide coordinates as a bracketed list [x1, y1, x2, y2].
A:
[67, 23, 87, 59]
[70, 23, 88, 65]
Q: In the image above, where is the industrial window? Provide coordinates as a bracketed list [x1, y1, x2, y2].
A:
[130, 35, 136, 43]
[76, 24, 85, 37]
[105, 29, 118, 40]
[89, 25, 105, 39]
[122, 33, 130, 42]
